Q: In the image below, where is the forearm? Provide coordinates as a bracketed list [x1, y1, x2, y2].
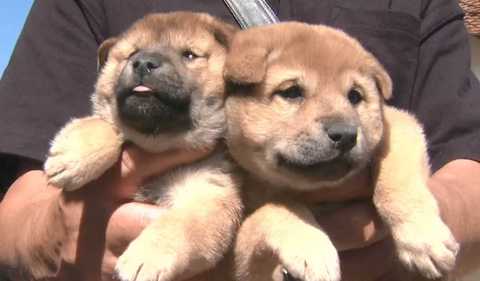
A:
[429, 159, 480, 275]
[0, 171, 64, 279]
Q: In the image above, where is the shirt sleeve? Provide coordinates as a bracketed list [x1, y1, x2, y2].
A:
[0, 0, 106, 162]
[411, 0, 480, 172]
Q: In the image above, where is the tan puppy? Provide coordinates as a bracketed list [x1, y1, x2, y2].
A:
[223, 22, 459, 281]
[44, 12, 242, 281]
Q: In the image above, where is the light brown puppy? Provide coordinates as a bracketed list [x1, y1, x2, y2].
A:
[224, 22, 459, 281]
[43, 12, 242, 281]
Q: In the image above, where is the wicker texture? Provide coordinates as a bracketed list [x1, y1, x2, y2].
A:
[460, 0, 480, 35]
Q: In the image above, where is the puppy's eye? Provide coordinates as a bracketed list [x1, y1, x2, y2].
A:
[348, 89, 363, 105]
[275, 85, 304, 101]
[182, 50, 199, 61]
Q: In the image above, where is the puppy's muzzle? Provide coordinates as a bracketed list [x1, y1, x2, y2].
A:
[130, 52, 188, 97]
[116, 51, 194, 135]
[132, 52, 166, 78]
[133, 55, 160, 76]
[276, 121, 358, 179]
[324, 122, 357, 153]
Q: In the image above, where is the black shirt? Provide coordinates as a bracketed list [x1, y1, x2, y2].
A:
[1, 0, 479, 189]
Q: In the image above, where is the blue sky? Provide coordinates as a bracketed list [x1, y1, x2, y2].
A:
[0, 1, 33, 76]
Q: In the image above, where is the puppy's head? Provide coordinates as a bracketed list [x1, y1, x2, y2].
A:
[92, 12, 236, 152]
[224, 23, 392, 190]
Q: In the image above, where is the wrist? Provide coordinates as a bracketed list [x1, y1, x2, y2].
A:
[16, 194, 64, 279]
[428, 159, 480, 276]
[428, 160, 477, 244]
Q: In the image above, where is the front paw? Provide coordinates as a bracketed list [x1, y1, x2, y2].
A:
[393, 218, 459, 279]
[44, 117, 121, 191]
[115, 236, 180, 281]
[44, 147, 93, 191]
[275, 232, 340, 281]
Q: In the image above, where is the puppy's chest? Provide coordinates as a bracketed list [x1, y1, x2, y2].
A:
[135, 174, 180, 208]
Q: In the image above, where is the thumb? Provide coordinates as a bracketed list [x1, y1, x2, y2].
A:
[340, 238, 396, 281]
[116, 144, 212, 194]
[106, 202, 163, 257]
[314, 201, 388, 251]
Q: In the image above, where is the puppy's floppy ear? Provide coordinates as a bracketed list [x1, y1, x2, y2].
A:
[366, 58, 393, 100]
[224, 30, 270, 85]
[209, 20, 238, 49]
[97, 37, 118, 71]
[374, 65, 393, 100]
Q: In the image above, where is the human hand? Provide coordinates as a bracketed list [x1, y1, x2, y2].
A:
[305, 170, 449, 281]
[305, 159, 480, 281]
[279, 203, 436, 281]
[0, 145, 211, 281]
[313, 201, 396, 281]
[296, 171, 385, 281]
[317, 204, 425, 281]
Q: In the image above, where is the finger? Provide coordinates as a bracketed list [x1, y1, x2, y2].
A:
[314, 201, 388, 251]
[83, 145, 213, 199]
[375, 264, 431, 281]
[105, 202, 165, 256]
[120, 144, 213, 185]
[340, 238, 396, 281]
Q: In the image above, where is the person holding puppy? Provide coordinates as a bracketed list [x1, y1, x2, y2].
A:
[1, 0, 480, 281]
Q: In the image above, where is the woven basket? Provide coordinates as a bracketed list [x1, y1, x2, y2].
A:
[460, 0, 480, 36]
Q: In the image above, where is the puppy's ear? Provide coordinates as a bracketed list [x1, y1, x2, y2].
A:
[374, 66, 393, 100]
[97, 37, 118, 71]
[367, 58, 393, 100]
[224, 30, 270, 85]
[209, 20, 238, 49]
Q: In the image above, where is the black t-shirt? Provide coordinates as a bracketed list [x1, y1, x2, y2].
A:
[0, 0, 479, 188]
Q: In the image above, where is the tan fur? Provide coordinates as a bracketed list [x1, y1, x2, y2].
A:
[44, 12, 242, 281]
[45, 117, 122, 189]
[374, 106, 458, 278]
[224, 23, 458, 281]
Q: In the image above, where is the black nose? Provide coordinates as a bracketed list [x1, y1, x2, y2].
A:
[325, 122, 357, 152]
[282, 269, 301, 281]
[132, 53, 163, 76]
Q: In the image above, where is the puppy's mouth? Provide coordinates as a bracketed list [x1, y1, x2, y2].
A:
[130, 85, 190, 110]
[117, 83, 192, 135]
[276, 153, 354, 181]
[132, 85, 153, 94]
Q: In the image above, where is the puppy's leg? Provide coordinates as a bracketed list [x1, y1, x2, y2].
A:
[373, 106, 459, 279]
[44, 116, 122, 191]
[115, 157, 242, 281]
[235, 201, 340, 281]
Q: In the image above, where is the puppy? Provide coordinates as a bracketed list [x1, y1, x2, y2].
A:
[44, 12, 242, 281]
[223, 22, 459, 281]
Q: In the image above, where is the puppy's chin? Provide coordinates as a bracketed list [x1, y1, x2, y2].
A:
[116, 89, 192, 135]
[276, 153, 355, 181]
[255, 150, 368, 191]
